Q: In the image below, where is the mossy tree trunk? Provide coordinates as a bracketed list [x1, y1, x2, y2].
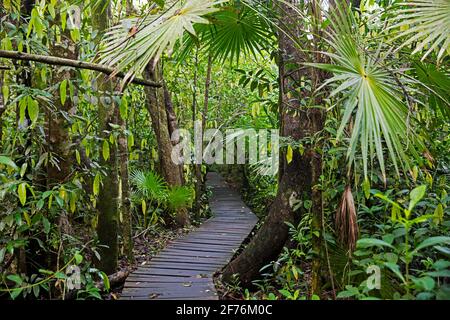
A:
[118, 107, 133, 262]
[47, 20, 77, 188]
[0, 69, 4, 142]
[93, 1, 119, 275]
[143, 61, 189, 227]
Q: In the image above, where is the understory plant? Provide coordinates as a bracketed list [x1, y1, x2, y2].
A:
[130, 170, 193, 227]
[338, 185, 450, 300]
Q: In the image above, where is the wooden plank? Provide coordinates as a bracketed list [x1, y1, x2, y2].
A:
[157, 249, 230, 258]
[131, 268, 210, 277]
[141, 263, 218, 272]
[124, 276, 211, 284]
[150, 256, 224, 265]
[122, 288, 215, 298]
[166, 245, 237, 254]
[169, 238, 242, 246]
[155, 251, 229, 260]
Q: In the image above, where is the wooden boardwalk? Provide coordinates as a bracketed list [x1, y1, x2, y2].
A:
[120, 172, 258, 300]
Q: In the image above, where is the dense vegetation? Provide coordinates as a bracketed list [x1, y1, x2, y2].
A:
[0, 0, 449, 300]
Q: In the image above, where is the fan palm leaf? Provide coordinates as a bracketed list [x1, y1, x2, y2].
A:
[389, 0, 450, 63]
[203, 6, 272, 64]
[130, 170, 167, 203]
[99, 0, 226, 84]
[175, 3, 273, 64]
[308, 4, 426, 180]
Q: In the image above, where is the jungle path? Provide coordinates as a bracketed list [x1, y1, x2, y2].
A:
[120, 172, 258, 300]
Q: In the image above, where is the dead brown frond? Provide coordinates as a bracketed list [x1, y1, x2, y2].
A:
[335, 185, 359, 253]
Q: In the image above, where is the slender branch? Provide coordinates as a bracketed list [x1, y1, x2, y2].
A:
[0, 50, 161, 88]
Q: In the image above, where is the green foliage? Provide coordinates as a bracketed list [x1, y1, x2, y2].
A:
[338, 185, 450, 300]
[100, 0, 225, 84]
[130, 169, 167, 203]
[390, 0, 450, 63]
[310, 3, 426, 180]
[130, 170, 193, 226]
[166, 186, 194, 211]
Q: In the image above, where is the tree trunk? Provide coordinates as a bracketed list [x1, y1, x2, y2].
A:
[46, 27, 77, 187]
[194, 53, 213, 214]
[18, 0, 34, 276]
[163, 81, 184, 184]
[143, 61, 189, 227]
[222, 0, 322, 286]
[309, 0, 327, 295]
[94, 1, 119, 275]
[0, 69, 4, 143]
[118, 108, 133, 262]
[191, 48, 203, 215]
[202, 54, 213, 133]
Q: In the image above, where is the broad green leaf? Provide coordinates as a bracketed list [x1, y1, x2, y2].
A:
[60, 79, 67, 105]
[433, 204, 444, 225]
[384, 262, 406, 283]
[10, 288, 23, 300]
[27, 97, 39, 123]
[42, 217, 50, 234]
[102, 140, 110, 161]
[141, 199, 147, 215]
[119, 95, 128, 120]
[7, 274, 23, 285]
[48, 3, 55, 18]
[19, 97, 27, 126]
[99, 271, 110, 291]
[286, 145, 293, 164]
[2, 85, 9, 102]
[357, 238, 395, 250]
[362, 177, 370, 199]
[17, 183, 27, 206]
[23, 211, 31, 226]
[412, 276, 435, 291]
[408, 185, 426, 212]
[93, 173, 100, 196]
[20, 163, 27, 177]
[70, 193, 76, 213]
[425, 270, 450, 278]
[413, 236, 450, 254]
[75, 149, 81, 165]
[0, 155, 18, 170]
[74, 252, 83, 264]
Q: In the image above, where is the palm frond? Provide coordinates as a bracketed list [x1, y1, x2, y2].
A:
[99, 0, 225, 84]
[309, 4, 426, 180]
[174, 4, 273, 65]
[335, 185, 358, 253]
[130, 170, 167, 202]
[202, 6, 272, 64]
[166, 186, 193, 210]
[389, 0, 450, 63]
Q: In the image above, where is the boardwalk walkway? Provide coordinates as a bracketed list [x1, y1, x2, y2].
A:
[120, 172, 258, 300]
